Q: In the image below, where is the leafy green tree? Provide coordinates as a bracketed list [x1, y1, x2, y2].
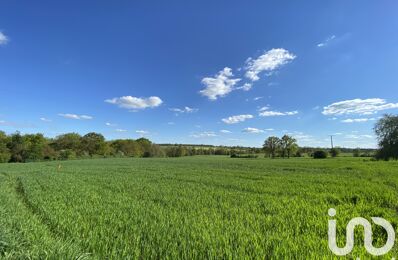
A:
[263, 136, 281, 158]
[81, 132, 106, 156]
[280, 135, 297, 158]
[7, 132, 27, 162]
[24, 134, 47, 161]
[353, 148, 361, 157]
[53, 133, 82, 152]
[313, 150, 328, 159]
[0, 131, 11, 163]
[374, 114, 398, 160]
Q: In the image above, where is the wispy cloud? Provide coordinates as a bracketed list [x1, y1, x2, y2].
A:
[236, 83, 252, 91]
[317, 35, 336, 47]
[199, 67, 241, 100]
[116, 129, 127, 132]
[58, 114, 93, 120]
[341, 118, 377, 123]
[253, 96, 263, 101]
[220, 129, 232, 134]
[0, 31, 9, 45]
[136, 130, 149, 136]
[245, 48, 296, 81]
[222, 114, 253, 124]
[322, 98, 398, 116]
[258, 106, 298, 117]
[105, 96, 163, 110]
[242, 127, 264, 134]
[40, 117, 52, 122]
[190, 131, 217, 138]
[169, 106, 198, 114]
[105, 122, 117, 127]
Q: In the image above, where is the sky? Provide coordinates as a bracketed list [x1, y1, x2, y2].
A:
[1, 1, 398, 148]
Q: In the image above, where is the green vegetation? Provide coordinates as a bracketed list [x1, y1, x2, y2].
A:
[1, 156, 398, 259]
[375, 114, 398, 160]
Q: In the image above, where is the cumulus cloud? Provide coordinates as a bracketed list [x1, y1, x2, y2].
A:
[0, 32, 8, 45]
[169, 106, 198, 114]
[341, 118, 377, 123]
[222, 114, 253, 124]
[322, 98, 398, 116]
[199, 67, 241, 100]
[242, 127, 264, 134]
[220, 129, 232, 134]
[258, 107, 298, 117]
[245, 48, 296, 81]
[317, 35, 336, 47]
[190, 131, 217, 138]
[105, 96, 163, 110]
[58, 114, 93, 120]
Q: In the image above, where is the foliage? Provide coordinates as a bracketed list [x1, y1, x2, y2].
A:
[263, 136, 281, 158]
[330, 148, 340, 158]
[313, 150, 328, 159]
[374, 114, 398, 160]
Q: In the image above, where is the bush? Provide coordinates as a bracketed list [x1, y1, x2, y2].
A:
[330, 148, 340, 158]
[313, 150, 328, 159]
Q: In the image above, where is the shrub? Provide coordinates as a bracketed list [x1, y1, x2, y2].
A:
[330, 148, 340, 158]
[313, 150, 328, 159]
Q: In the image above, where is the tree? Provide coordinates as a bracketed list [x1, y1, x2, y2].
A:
[0, 131, 11, 163]
[330, 148, 340, 158]
[263, 136, 281, 158]
[7, 132, 27, 162]
[280, 135, 297, 158]
[374, 114, 398, 160]
[80, 132, 106, 156]
[353, 148, 361, 157]
[24, 133, 47, 161]
[313, 150, 328, 159]
[53, 133, 82, 152]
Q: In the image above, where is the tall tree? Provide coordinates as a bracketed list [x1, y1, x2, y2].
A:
[81, 132, 106, 156]
[280, 135, 297, 158]
[0, 131, 11, 163]
[374, 114, 398, 160]
[263, 136, 281, 158]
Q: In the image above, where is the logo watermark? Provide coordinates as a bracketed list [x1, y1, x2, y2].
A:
[328, 208, 395, 258]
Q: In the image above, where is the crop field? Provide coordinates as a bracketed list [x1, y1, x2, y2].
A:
[1, 156, 398, 259]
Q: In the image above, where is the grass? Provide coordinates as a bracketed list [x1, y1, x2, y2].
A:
[1, 156, 398, 259]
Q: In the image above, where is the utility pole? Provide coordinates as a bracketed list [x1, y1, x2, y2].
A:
[330, 135, 334, 149]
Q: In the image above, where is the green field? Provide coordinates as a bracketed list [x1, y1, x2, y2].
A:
[1, 156, 398, 259]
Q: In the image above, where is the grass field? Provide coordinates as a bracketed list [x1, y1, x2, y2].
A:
[1, 156, 398, 259]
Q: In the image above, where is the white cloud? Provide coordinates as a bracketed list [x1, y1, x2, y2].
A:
[222, 114, 253, 124]
[105, 96, 163, 110]
[169, 106, 198, 114]
[345, 134, 374, 139]
[0, 32, 8, 45]
[242, 127, 264, 134]
[253, 96, 263, 101]
[341, 118, 377, 123]
[116, 129, 127, 132]
[265, 128, 274, 131]
[258, 106, 298, 117]
[190, 131, 217, 138]
[200, 67, 241, 100]
[58, 114, 93, 120]
[322, 98, 398, 116]
[220, 130, 232, 134]
[236, 83, 252, 91]
[136, 130, 149, 135]
[317, 35, 336, 47]
[105, 122, 117, 127]
[245, 48, 296, 81]
[40, 117, 52, 122]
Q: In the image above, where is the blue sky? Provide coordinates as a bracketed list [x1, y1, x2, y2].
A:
[1, 1, 398, 148]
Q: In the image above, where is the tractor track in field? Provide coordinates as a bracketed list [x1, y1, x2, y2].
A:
[14, 177, 80, 248]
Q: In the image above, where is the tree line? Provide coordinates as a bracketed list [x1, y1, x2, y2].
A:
[0, 131, 261, 163]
